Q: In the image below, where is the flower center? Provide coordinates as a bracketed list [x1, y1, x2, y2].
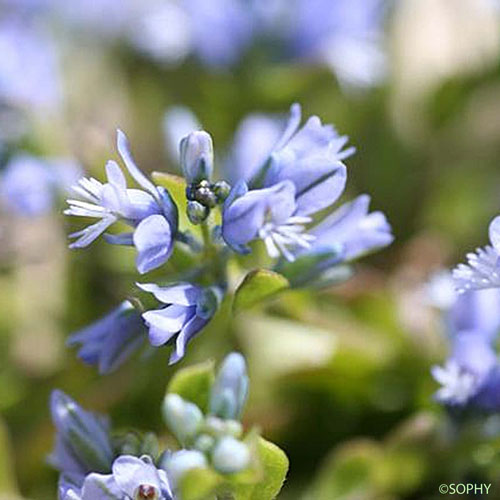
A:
[258, 215, 315, 261]
[135, 484, 159, 500]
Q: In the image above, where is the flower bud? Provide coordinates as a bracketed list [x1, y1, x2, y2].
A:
[209, 352, 249, 420]
[211, 436, 250, 474]
[180, 131, 214, 184]
[193, 433, 215, 453]
[163, 450, 208, 488]
[187, 200, 209, 225]
[49, 390, 114, 474]
[213, 180, 231, 203]
[194, 182, 218, 208]
[224, 420, 243, 438]
[162, 394, 203, 445]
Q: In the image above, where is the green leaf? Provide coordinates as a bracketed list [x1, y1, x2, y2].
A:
[167, 360, 215, 413]
[233, 270, 289, 312]
[232, 437, 289, 500]
[178, 467, 222, 500]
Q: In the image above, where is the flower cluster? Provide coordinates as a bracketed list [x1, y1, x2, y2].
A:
[65, 103, 393, 371]
[428, 272, 500, 411]
[13, 0, 387, 88]
[50, 354, 271, 500]
[163, 353, 250, 477]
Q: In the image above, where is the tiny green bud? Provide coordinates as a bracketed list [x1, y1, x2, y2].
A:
[204, 415, 226, 436]
[187, 200, 209, 225]
[224, 420, 243, 438]
[213, 180, 231, 203]
[193, 433, 216, 453]
[194, 185, 218, 208]
[185, 184, 197, 201]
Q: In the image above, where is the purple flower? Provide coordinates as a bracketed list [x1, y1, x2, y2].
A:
[453, 215, 500, 292]
[78, 455, 173, 500]
[65, 130, 178, 274]
[1, 154, 82, 217]
[67, 301, 146, 375]
[138, 282, 221, 364]
[49, 390, 114, 486]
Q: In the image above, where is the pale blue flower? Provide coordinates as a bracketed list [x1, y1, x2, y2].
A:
[0, 16, 61, 110]
[138, 283, 221, 364]
[286, 0, 387, 87]
[79, 455, 173, 500]
[1, 154, 82, 216]
[67, 301, 146, 375]
[306, 194, 393, 262]
[222, 104, 358, 261]
[453, 215, 500, 292]
[65, 130, 178, 274]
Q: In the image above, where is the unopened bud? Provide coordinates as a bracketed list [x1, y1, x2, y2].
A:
[164, 450, 208, 488]
[180, 131, 214, 184]
[162, 394, 203, 445]
[213, 181, 231, 203]
[209, 352, 249, 420]
[193, 433, 215, 453]
[187, 200, 209, 225]
[211, 436, 250, 474]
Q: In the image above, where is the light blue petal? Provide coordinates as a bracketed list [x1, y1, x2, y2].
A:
[133, 214, 174, 274]
[137, 282, 201, 306]
[81, 472, 121, 500]
[116, 129, 159, 198]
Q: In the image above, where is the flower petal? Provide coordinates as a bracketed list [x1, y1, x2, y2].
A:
[133, 214, 174, 274]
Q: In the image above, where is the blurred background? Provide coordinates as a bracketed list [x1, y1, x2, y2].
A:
[2, 0, 500, 498]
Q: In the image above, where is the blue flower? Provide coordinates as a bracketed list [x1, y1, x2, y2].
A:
[67, 301, 146, 375]
[138, 283, 221, 364]
[286, 0, 386, 87]
[0, 16, 61, 110]
[222, 104, 393, 267]
[72, 455, 173, 500]
[225, 112, 283, 185]
[304, 194, 393, 264]
[429, 272, 500, 409]
[1, 154, 82, 217]
[49, 390, 114, 488]
[453, 215, 500, 292]
[65, 130, 178, 274]
[432, 333, 497, 407]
